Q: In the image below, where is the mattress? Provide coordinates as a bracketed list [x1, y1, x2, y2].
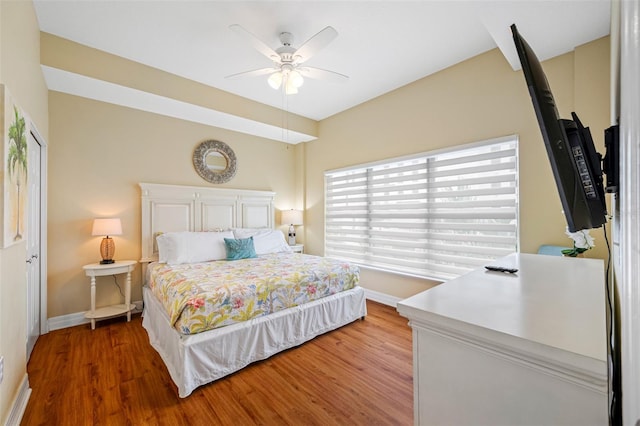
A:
[147, 252, 360, 334]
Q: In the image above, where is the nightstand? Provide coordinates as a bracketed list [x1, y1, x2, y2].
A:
[83, 260, 136, 330]
[290, 244, 304, 253]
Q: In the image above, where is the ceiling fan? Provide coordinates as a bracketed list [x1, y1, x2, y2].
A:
[226, 24, 349, 95]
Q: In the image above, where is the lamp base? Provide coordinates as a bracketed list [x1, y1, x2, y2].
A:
[288, 224, 296, 245]
[99, 236, 116, 265]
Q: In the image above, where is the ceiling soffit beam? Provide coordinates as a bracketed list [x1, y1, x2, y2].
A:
[40, 32, 317, 144]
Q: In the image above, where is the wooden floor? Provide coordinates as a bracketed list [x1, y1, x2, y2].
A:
[22, 300, 413, 425]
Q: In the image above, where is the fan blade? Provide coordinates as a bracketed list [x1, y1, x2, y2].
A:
[229, 24, 280, 62]
[298, 66, 349, 83]
[293, 26, 338, 64]
[225, 67, 276, 79]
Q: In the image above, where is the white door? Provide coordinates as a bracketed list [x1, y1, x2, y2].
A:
[26, 129, 42, 360]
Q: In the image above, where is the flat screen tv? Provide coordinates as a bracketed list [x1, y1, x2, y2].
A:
[511, 24, 608, 232]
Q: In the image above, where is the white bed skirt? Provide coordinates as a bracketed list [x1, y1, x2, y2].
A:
[142, 285, 367, 397]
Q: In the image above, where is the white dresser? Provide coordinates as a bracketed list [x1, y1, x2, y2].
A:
[397, 253, 608, 425]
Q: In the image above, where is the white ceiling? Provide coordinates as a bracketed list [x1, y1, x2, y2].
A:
[33, 0, 611, 138]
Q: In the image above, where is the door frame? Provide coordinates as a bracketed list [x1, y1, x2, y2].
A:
[29, 120, 48, 335]
[619, 0, 640, 422]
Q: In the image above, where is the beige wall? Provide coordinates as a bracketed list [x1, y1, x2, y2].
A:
[43, 32, 313, 319]
[303, 38, 610, 299]
[45, 33, 611, 311]
[0, 0, 49, 423]
[47, 92, 299, 317]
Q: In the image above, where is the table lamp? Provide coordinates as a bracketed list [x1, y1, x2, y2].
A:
[92, 218, 122, 264]
[281, 209, 303, 245]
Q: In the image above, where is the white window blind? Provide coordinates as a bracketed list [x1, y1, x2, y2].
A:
[325, 136, 518, 281]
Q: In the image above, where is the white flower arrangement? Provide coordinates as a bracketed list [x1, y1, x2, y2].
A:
[562, 228, 596, 257]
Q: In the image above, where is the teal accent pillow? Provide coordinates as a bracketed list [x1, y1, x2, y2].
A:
[224, 237, 257, 260]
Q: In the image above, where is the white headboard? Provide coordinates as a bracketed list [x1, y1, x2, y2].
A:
[139, 183, 275, 262]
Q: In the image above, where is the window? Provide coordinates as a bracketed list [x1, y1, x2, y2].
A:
[324, 136, 518, 281]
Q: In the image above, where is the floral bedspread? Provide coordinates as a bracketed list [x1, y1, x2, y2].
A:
[147, 253, 360, 335]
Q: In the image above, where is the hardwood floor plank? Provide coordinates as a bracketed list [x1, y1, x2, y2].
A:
[22, 300, 412, 425]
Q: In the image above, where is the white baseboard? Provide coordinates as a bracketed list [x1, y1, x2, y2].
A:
[4, 374, 31, 426]
[47, 311, 90, 331]
[47, 300, 143, 331]
[364, 289, 402, 308]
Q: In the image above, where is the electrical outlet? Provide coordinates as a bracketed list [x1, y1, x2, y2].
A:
[0, 356, 4, 384]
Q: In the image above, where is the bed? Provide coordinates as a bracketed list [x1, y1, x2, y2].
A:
[139, 183, 367, 397]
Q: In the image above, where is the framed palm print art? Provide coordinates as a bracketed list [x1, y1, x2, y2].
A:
[1, 84, 28, 248]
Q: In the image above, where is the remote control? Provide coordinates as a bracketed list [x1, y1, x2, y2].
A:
[485, 265, 518, 274]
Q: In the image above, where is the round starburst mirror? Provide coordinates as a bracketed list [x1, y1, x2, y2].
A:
[193, 140, 237, 184]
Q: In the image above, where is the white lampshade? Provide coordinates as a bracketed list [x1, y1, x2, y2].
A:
[268, 72, 283, 89]
[281, 209, 303, 226]
[289, 70, 304, 88]
[92, 218, 122, 237]
[284, 77, 299, 95]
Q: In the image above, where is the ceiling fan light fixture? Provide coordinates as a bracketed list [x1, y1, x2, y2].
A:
[229, 24, 347, 96]
[268, 72, 283, 89]
[268, 67, 303, 94]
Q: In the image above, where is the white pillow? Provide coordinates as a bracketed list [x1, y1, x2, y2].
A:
[156, 233, 175, 264]
[156, 231, 234, 265]
[232, 228, 292, 255]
